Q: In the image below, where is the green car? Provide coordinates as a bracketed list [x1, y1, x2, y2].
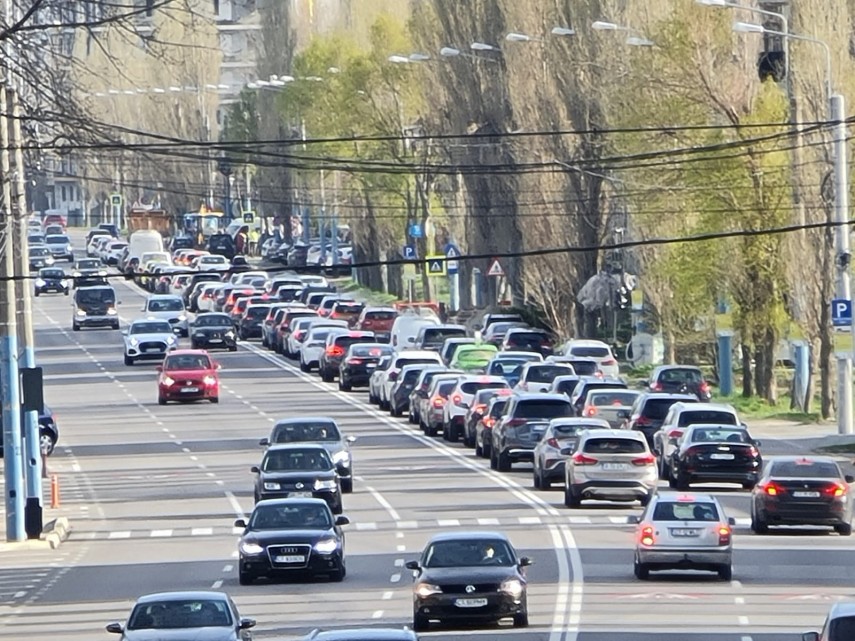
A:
[449, 343, 499, 372]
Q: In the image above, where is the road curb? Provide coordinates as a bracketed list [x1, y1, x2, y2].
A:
[0, 516, 71, 552]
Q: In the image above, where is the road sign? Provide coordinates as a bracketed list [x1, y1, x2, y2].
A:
[409, 223, 423, 238]
[242, 211, 255, 224]
[487, 258, 504, 277]
[110, 193, 123, 207]
[831, 298, 852, 327]
[445, 244, 460, 275]
[402, 244, 417, 260]
[425, 255, 446, 277]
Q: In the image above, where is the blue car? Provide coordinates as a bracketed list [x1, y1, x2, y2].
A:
[0, 404, 60, 457]
[34, 267, 69, 296]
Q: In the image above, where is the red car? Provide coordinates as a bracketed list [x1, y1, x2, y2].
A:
[157, 349, 221, 405]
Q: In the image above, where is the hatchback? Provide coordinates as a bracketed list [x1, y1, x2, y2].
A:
[562, 339, 620, 378]
[532, 417, 610, 488]
[491, 393, 573, 471]
[157, 350, 220, 405]
[648, 365, 713, 401]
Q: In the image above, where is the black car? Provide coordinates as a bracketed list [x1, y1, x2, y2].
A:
[235, 498, 349, 584]
[623, 392, 698, 449]
[750, 456, 854, 535]
[252, 444, 343, 513]
[406, 531, 531, 631]
[238, 303, 272, 340]
[303, 629, 418, 641]
[390, 364, 440, 417]
[189, 313, 237, 351]
[169, 235, 195, 252]
[207, 233, 236, 260]
[648, 365, 713, 402]
[669, 423, 762, 490]
[319, 331, 376, 382]
[288, 243, 310, 268]
[98, 223, 120, 238]
[34, 267, 69, 296]
[260, 417, 355, 493]
[29, 245, 54, 270]
[338, 343, 393, 391]
[0, 404, 60, 458]
[547, 357, 601, 376]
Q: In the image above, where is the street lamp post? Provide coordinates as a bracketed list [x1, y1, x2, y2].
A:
[217, 155, 233, 220]
[591, 20, 655, 47]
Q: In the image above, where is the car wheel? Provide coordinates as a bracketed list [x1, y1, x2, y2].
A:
[368, 389, 376, 404]
[718, 564, 733, 581]
[533, 466, 542, 489]
[72, 323, 80, 332]
[210, 396, 219, 404]
[425, 422, 437, 437]
[39, 433, 56, 456]
[836, 522, 852, 536]
[341, 477, 353, 494]
[158, 396, 167, 406]
[123, 355, 134, 366]
[482, 440, 492, 460]
[564, 485, 581, 508]
[750, 509, 769, 534]
[490, 448, 498, 470]
[475, 439, 483, 457]
[513, 611, 529, 628]
[497, 450, 511, 472]
[329, 563, 346, 582]
[321, 369, 332, 383]
[112, 322, 120, 330]
[238, 569, 254, 585]
[658, 454, 669, 480]
[64, 289, 69, 296]
[34, 290, 39, 297]
[633, 557, 650, 580]
[413, 614, 429, 632]
[340, 380, 352, 392]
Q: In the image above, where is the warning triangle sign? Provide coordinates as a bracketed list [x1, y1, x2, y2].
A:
[426, 257, 446, 275]
[487, 259, 504, 277]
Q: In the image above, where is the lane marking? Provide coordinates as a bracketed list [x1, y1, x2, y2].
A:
[223, 565, 233, 572]
[390, 573, 401, 583]
[211, 579, 223, 589]
[437, 518, 460, 527]
[365, 485, 401, 521]
[396, 544, 406, 552]
[519, 516, 542, 525]
[108, 531, 131, 539]
[355, 522, 378, 531]
[477, 517, 500, 526]
[224, 491, 245, 519]
[394, 559, 404, 567]
[382, 591, 393, 600]
[372, 610, 383, 619]
[397, 521, 418, 529]
[738, 616, 750, 626]
[150, 529, 173, 538]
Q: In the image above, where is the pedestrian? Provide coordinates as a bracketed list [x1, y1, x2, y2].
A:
[248, 227, 260, 256]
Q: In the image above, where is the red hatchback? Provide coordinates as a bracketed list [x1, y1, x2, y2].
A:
[157, 349, 221, 405]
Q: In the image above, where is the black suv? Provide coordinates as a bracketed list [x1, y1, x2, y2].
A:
[647, 365, 713, 401]
[338, 343, 393, 391]
[252, 444, 343, 513]
[491, 393, 573, 471]
[207, 233, 236, 260]
[622, 392, 698, 449]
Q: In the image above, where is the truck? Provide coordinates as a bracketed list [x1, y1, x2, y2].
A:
[126, 206, 174, 239]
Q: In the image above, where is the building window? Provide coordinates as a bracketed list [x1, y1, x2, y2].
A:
[213, 0, 219, 16]
[145, 0, 154, 17]
[61, 185, 67, 201]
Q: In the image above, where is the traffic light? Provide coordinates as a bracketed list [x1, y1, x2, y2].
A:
[616, 286, 630, 310]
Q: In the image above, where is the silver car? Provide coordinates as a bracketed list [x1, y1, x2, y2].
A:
[142, 294, 189, 336]
[299, 325, 349, 372]
[44, 233, 74, 262]
[491, 393, 574, 472]
[123, 319, 178, 365]
[532, 417, 610, 489]
[629, 492, 735, 581]
[578, 389, 641, 428]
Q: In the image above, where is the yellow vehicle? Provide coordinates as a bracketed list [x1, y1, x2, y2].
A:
[449, 343, 499, 373]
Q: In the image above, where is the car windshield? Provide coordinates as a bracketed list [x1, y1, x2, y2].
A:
[30, 247, 51, 256]
[423, 327, 466, 343]
[566, 360, 599, 376]
[262, 449, 333, 472]
[678, 411, 737, 427]
[194, 314, 231, 327]
[770, 459, 841, 478]
[435, 380, 458, 397]
[246, 306, 270, 319]
[40, 269, 64, 278]
[45, 235, 68, 244]
[164, 354, 212, 370]
[76, 289, 115, 305]
[351, 344, 392, 358]
[527, 365, 572, 383]
[271, 422, 340, 443]
[583, 437, 646, 454]
[643, 397, 691, 420]
[690, 427, 750, 443]
[589, 391, 639, 407]
[127, 598, 233, 630]
[652, 501, 720, 522]
[570, 346, 610, 358]
[148, 298, 184, 312]
[76, 260, 100, 269]
[553, 379, 580, 396]
[250, 503, 332, 530]
[423, 539, 516, 568]
[517, 400, 573, 419]
[506, 332, 550, 348]
[130, 322, 172, 335]
[660, 368, 703, 383]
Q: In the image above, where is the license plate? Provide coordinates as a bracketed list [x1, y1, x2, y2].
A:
[455, 598, 488, 608]
[209, 338, 223, 343]
[181, 387, 199, 393]
[274, 555, 305, 563]
[289, 491, 312, 498]
[710, 453, 735, 460]
[671, 528, 700, 537]
[602, 463, 628, 471]
[366, 364, 376, 369]
[793, 491, 820, 498]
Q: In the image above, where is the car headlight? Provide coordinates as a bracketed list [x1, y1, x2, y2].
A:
[98, 270, 107, 277]
[60, 280, 68, 287]
[45, 257, 54, 264]
[166, 336, 177, 344]
[129, 337, 139, 346]
[332, 451, 351, 466]
[72, 271, 81, 277]
[161, 375, 175, 386]
[239, 541, 264, 556]
[313, 537, 338, 554]
[225, 330, 235, 338]
[107, 308, 117, 315]
[314, 479, 337, 491]
[263, 482, 280, 491]
[500, 578, 524, 597]
[76, 309, 86, 316]
[203, 375, 217, 386]
[35, 278, 45, 286]
[178, 314, 187, 321]
[415, 583, 443, 597]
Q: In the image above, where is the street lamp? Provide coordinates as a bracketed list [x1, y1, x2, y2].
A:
[470, 41, 499, 52]
[591, 20, 655, 46]
[440, 46, 462, 58]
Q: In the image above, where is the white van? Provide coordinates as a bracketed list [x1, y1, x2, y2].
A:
[128, 230, 165, 261]
[390, 314, 439, 352]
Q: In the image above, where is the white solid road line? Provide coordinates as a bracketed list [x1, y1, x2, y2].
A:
[224, 490, 245, 520]
[365, 485, 402, 522]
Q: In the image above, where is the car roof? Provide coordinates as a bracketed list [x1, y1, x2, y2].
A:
[265, 443, 330, 452]
[656, 365, 703, 371]
[273, 417, 337, 427]
[457, 375, 507, 384]
[651, 491, 719, 504]
[426, 530, 512, 544]
[827, 601, 855, 618]
[565, 339, 610, 347]
[512, 392, 572, 401]
[549, 417, 611, 427]
[148, 294, 182, 300]
[674, 402, 737, 412]
[683, 423, 747, 431]
[578, 428, 645, 440]
[306, 629, 417, 641]
[136, 591, 229, 604]
[167, 349, 210, 356]
[395, 350, 443, 359]
[254, 497, 330, 509]
[640, 392, 698, 401]
[577, 375, 623, 383]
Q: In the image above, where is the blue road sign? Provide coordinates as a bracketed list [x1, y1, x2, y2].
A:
[409, 223, 423, 238]
[402, 244, 417, 260]
[832, 298, 852, 327]
[445, 243, 460, 275]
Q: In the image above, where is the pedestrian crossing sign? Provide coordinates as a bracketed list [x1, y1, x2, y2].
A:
[425, 255, 446, 277]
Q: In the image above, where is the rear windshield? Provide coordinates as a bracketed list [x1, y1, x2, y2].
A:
[506, 332, 551, 347]
[551, 423, 588, 437]
[246, 306, 270, 318]
[653, 501, 719, 521]
[398, 357, 440, 368]
[436, 380, 457, 397]
[527, 365, 572, 383]
[350, 344, 392, 358]
[334, 303, 363, 314]
[589, 391, 638, 406]
[570, 346, 610, 358]
[678, 411, 737, 427]
[365, 311, 397, 320]
[659, 368, 703, 383]
[489, 399, 509, 417]
[455, 348, 497, 362]
[583, 437, 645, 454]
[516, 400, 573, 419]
[769, 460, 841, 478]
[424, 327, 467, 343]
[335, 336, 374, 350]
[567, 360, 599, 376]
[307, 293, 327, 306]
[642, 397, 691, 420]
[690, 427, 749, 443]
[461, 381, 507, 394]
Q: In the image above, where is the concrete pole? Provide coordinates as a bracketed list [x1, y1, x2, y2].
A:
[831, 94, 853, 435]
[319, 169, 326, 265]
[0, 86, 24, 541]
[11, 88, 42, 516]
[717, 332, 734, 396]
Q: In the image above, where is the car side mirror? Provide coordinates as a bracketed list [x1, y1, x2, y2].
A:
[404, 560, 420, 571]
[250, 466, 260, 474]
[740, 422, 748, 429]
[335, 515, 350, 526]
[155, 365, 163, 372]
[846, 474, 855, 484]
[407, 336, 415, 343]
[518, 556, 532, 567]
[120, 330, 128, 336]
[801, 633, 820, 641]
[234, 518, 246, 528]
[258, 438, 269, 446]
[346, 435, 356, 443]
[105, 623, 124, 634]
[728, 517, 736, 526]
[460, 402, 470, 410]
[239, 618, 257, 630]
[626, 515, 640, 525]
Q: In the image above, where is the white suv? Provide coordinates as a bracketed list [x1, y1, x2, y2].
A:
[562, 339, 619, 378]
[441, 375, 509, 442]
[379, 351, 444, 409]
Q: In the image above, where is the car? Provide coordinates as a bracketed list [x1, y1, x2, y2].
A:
[408, 368, 454, 425]
[546, 356, 603, 377]
[251, 443, 342, 513]
[141, 294, 189, 337]
[532, 417, 610, 489]
[480, 312, 524, 332]
[0, 404, 60, 457]
[235, 498, 349, 584]
[568, 376, 629, 416]
[442, 375, 509, 442]
[440, 337, 478, 366]
[352, 306, 398, 342]
[328, 300, 365, 327]
[98, 222, 120, 238]
[276, 310, 320, 354]
[169, 234, 195, 252]
[652, 402, 742, 480]
[272, 285, 303, 303]
[29, 245, 55, 269]
[390, 313, 439, 351]
[261, 305, 296, 347]
[486, 353, 544, 386]
[259, 417, 356, 493]
[285, 317, 325, 358]
[500, 328, 555, 357]
[564, 428, 657, 507]
[317, 295, 354, 318]
[491, 393, 574, 472]
[185, 273, 224, 308]
[102, 240, 128, 266]
[448, 343, 499, 373]
[579, 389, 641, 428]
[229, 295, 268, 327]
[547, 374, 583, 400]
[475, 395, 511, 459]
[44, 233, 73, 262]
[379, 350, 445, 410]
[338, 343, 393, 391]
[802, 601, 855, 641]
[105, 591, 255, 639]
[463, 388, 512, 448]
[206, 233, 237, 259]
[750, 456, 854, 535]
[194, 283, 224, 313]
[156, 350, 220, 404]
[667, 424, 762, 490]
[238, 303, 274, 340]
[299, 324, 350, 372]
[514, 362, 575, 393]
[34, 267, 69, 296]
[190, 312, 237, 351]
[647, 365, 713, 401]
[629, 492, 734, 581]
[72, 285, 120, 331]
[622, 393, 698, 450]
[86, 229, 110, 256]
[72, 258, 107, 289]
[405, 531, 531, 631]
[481, 321, 528, 347]
[413, 324, 468, 352]
[302, 629, 418, 641]
[318, 331, 376, 382]
[193, 254, 231, 272]
[421, 375, 462, 436]
[562, 339, 620, 378]
[123, 319, 179, 365]
[388, 363, 443, 418]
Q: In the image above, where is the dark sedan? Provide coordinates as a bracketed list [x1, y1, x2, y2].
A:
[406, 531, 531, 631]
[338, 343, 393, 391]
[751, 456, 854, 536]
[252, 444, 343, 513]
[669, 424, 762, 490]
[0, 404, 60, 458]
[106, 590, 255, 640]
[190, 313, 237, 351]
[34, 267, 69, 296]
[235, 498, 349, 584]
[72, 258, 108, 289]
[319, 331, 376, 382]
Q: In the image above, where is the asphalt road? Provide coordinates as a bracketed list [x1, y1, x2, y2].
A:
[1, 249, 853, 641]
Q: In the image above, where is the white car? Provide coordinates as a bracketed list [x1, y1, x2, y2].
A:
[44, 233, 74, 262]
[441, 375, 510, 441]
[300, 275, 329, 288]
[193, 254, 231, 272]
[379, 350, 444, 409]
[299, 324, 349, 372]
[196, 283, 224, 312]
[514, 362, 575, 393]
[230, 271, 268, 285]
[123, 319, 178, 365]
[102, 240, 128, 266]
[86, 233, 110, 256]
[141, 295, 189, 336]
[562, 339, 620, 378]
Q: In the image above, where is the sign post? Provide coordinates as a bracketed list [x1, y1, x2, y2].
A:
[110, 193, 122, 229]
[445, 244, 461, 312]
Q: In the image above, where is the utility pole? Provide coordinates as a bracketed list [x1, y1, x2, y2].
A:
[0, 86, 24, 541]
[11, 87, 42, 526]
[330, 170, 339, 269]
[319, 169, 326, 265]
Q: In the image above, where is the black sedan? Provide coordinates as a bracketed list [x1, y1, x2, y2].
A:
[338, 343, 393, 391]
[0, 404, 60, 457]
[189, 313, 237, 351]
[751, 456, 854, 536]
[668, 424, 762, 490]
[252, 443, 343, 513]
[406, 531, 531, 631]
[235, 498, 349, 584]
[34, 267, 69, 296]
[106, 590, 256, 640]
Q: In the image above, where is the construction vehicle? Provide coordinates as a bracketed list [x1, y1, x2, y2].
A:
[126, 206, 175, 239]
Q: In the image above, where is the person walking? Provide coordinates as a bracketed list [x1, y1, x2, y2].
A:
[248, 227, 260, 256]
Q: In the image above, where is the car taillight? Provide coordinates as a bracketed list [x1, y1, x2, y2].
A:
[748, 446, 760, 458]
[473, 403, 486, 414]
[684, 446, 703, 459]
[546, 437, 560, 449]
[452, 394, 463, 406]
[361, 319, 373, 327]
[635, 415, 652, 426]
[326, 346, 344, 357]
[431, 396, 444, 408]
[572, 452, 598, 466]
[631, 453, 656, 466]
[602, 358, 617, 366]
[295, 330, 306, 341]
[717, 524, 731, 545]
[650, 381, 662, 391]
[483, 417, 496, 428]
[346, 358, 363, 365]
[584, 406, 597, 417]
[506, 418, 527, 428]
[824, 482, 848, 497]
[639, 525, 655, 546]
[667, 429, 683, 439]
[761, 481, 785, 496]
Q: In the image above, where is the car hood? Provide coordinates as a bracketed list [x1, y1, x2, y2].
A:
[242, 528, 330, 546]
[122, 627, 237, 641]
[163, 368, 215, 378]
[126, 332, 174, 342]
[419, 565, 520, 583]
